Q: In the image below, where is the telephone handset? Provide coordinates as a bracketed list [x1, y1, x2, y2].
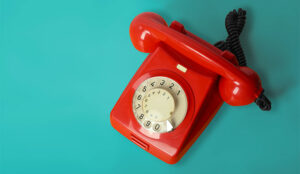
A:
[111, 10, 271, 164]
[130, 12, 262, 106]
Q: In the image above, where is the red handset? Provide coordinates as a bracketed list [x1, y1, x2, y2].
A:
[111, 11, 270, 164]
[130, 12, 263, 106]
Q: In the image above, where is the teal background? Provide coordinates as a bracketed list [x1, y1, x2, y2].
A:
[1, 0, 299, 173]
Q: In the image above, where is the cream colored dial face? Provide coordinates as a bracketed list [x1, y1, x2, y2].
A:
[132, 76, 188, 133]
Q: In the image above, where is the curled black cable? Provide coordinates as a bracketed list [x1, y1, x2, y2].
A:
[215, 8, 272, 111]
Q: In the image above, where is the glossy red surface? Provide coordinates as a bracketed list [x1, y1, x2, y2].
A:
[111, 12, 264, 164]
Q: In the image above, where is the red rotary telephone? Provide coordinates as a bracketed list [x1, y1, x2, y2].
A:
[111, 9, 271, 164]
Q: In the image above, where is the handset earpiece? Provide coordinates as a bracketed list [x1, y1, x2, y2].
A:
[130, 12, 168, 53]
[130, 12, 263, 106]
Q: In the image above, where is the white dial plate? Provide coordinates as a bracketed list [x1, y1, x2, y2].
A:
[132, 76, 188, 133]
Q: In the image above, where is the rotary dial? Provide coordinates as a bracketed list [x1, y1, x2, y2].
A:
[132, 76, 188, 133]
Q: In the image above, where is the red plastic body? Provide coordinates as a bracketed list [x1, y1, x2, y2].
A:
[111, 12, 264, 164]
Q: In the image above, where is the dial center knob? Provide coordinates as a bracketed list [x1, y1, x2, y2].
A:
[142, 88, 175, 122]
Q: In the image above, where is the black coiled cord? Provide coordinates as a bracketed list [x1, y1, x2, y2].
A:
[214, 8, 272, 111]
